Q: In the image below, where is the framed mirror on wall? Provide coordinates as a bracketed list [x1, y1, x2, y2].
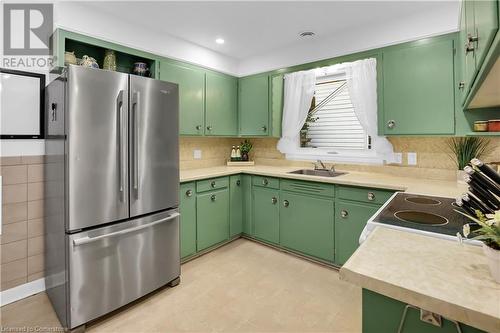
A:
[1, 68, 45, 139]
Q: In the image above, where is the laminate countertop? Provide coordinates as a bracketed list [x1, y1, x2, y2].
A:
[339, 227, 500, 333]
[180, 165, 467, 197]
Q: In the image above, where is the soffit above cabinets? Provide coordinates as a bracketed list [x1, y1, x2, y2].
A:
[80, 1, 460, 63]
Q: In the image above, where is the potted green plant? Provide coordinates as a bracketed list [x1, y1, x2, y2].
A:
[240, 139, 253, 161]
[461, 210, 500, 283]
[446, 137, 491, 183]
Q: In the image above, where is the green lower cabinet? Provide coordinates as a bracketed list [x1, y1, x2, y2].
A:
[334, 200, 380, 266]
[205, 72, 238, 136]
[252, 187, 280, 244]
[229, 175, 243, 237]
[196, 188, 229, 251]
[363, 289, 485, 333]
[159, 61, 205, 135]
[179, 182, 196, 259]
[280, 191, 335, 262]
[242, 175, 254, 236]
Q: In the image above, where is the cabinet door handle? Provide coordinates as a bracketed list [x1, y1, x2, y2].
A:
[387, 120, 395, 129]
[367, 192, 375, 201]
[262, 178, 269, 186]
[196, 125, 202, 130]
[341, 210, 348, 218]
[186, 189, 193, 197]
[207, 125, 213, 131]
[458, 81, 465, 90]
[211, 194, 217, 202]
[236, 180, 241, 186]
[283, 200, 289, 207]
[271, 197, 277, 205]
[210, 181, 216, 188]
[467, 32, 479, 43]
[261, 126, 267, 132]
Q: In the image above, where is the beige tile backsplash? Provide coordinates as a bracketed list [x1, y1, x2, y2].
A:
[0, 135, 498, 291]
[1, 158, 45, 291]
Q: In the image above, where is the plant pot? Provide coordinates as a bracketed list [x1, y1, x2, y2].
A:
[483, 243, 500, 283]
[457, 170, 467, 184]
[241, 152, 249, 161]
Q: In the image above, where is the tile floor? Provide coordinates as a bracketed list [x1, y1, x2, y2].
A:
[0, 239, 361, 332]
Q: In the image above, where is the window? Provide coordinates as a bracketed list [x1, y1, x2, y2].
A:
[301, 76, 369, 150]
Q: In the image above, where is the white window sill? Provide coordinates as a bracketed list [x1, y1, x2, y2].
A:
[285, 148, 391, 165]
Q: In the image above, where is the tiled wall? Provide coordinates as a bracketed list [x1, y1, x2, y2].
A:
[0, 156, 45, 291]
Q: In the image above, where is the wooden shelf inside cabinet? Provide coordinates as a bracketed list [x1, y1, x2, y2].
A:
[465, 132, 500, 137]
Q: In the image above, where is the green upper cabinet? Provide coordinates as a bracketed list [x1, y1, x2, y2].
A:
[280, 191, 335, 262]
[205, 72, 238, 136]
[238, 75, 270, 136]
[270, 74, 284, 138]
[471, 0, 498, 74]
[383, 38, 455, 135]
[160, 61, 205, 135]
[229, 175, 243, 238]
[179, 182, 197, 259]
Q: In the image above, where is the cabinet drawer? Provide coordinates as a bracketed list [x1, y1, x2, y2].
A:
[337, 186, 394, 205]
[281, 179, 335, 198]
[252, 176, 280, 189]
[196, 176, 229, 193]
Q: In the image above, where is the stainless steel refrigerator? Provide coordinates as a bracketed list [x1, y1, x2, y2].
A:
[44, 65, 180, 330]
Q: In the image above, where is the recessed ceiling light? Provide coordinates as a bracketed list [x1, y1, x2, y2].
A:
[215, 38, 225, 44]
[299, 31, 315, 38]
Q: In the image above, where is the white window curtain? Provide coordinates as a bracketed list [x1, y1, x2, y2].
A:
[277, 69, 316, 153]
[345, 58, 394, 162]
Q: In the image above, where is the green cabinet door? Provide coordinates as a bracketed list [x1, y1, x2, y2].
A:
[252, 187, 280, 244]
[270, 74, 284, 138]
[334, 200, 379, 265]
[229, 175, 243, 238]
[205, 72, 238, 136]
[196, 188, 229, 251]
[280, 192, 335, 262]
[159, 61, 205, 135]
[238, 75, 269, 136]
[363, 289, 486, 333]
[179, 182, 196, 259]
[458, 1, 469, 103]
[473, 0, 498, 73]
[242, 175, 254, 236]
[464, 0, 477, 95]
[383, 38, 455, 135]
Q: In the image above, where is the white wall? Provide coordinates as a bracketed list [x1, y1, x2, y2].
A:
[237, 4, 459, 76]
[54, 2, 239, 75]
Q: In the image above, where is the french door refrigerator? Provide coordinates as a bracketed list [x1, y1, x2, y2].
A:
[44, 65, 180, 330]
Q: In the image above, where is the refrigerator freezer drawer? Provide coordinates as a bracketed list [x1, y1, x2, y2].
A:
[67, 210, 180, 328]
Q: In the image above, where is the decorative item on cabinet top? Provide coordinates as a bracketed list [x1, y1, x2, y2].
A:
[103, 50, 117, 71]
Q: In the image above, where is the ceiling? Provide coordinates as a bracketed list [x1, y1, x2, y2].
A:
[83, 1, 460, 61]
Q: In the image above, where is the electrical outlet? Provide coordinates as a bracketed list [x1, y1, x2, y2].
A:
[193, 149, 202, 160]
[393, 153, 403, 164]
[407, 152, 417, 165]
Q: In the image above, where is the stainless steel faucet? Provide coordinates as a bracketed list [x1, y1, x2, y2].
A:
[314, 160, 336, 172]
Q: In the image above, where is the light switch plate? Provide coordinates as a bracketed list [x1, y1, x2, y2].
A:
[193, 149, 202, 159]
[393, 153, 403, 164]
[407, 152, 417, 165]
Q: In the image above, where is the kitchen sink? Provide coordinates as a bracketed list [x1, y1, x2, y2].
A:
[288, 169, 347, 177]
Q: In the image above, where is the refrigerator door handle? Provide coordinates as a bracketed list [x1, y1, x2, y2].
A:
[117, 90, 125, 201]
[132, 91, 140, 196]
[72, 212, 180, 246]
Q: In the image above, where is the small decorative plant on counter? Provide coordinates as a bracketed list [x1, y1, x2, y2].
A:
[460, 210, 500, 283]
[240, 139, 253, 162]
[446, 137, 491, 183]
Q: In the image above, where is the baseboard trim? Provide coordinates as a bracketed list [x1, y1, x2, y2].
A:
[0, 278, 45, 306]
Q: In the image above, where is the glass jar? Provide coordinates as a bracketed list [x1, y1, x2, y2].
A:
[103, 50, 117, 71]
